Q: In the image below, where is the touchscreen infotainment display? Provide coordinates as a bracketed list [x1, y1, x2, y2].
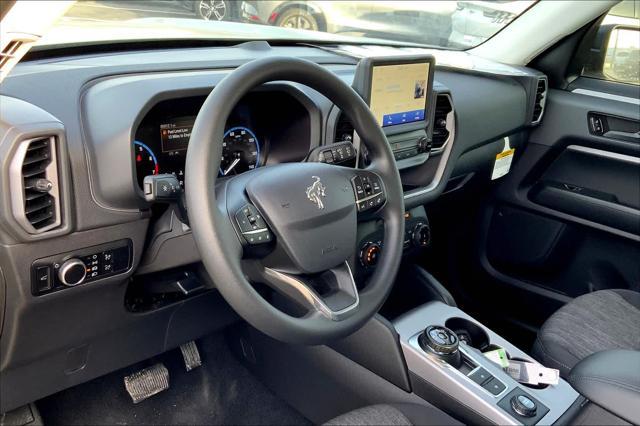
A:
[369, 62, 430, 127]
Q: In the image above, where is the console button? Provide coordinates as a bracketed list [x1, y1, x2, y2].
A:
[482, 378, 507, 395]
[511, 395, 537, 417]
[468, 368, 493, 386]
[34, 266, 52, 293]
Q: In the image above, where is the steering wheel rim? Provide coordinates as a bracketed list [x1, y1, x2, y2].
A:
[185, 56, 404, 344]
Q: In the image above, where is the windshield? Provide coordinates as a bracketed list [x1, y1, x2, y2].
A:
[38, 1, 536, 50]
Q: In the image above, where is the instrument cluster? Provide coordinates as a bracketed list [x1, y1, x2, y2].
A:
[133, 91, 311, 189]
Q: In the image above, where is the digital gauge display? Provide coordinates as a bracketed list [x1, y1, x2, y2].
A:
[133, 120, 262, 189]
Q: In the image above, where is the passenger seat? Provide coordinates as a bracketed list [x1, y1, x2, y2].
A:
[532, 289, 640, 377]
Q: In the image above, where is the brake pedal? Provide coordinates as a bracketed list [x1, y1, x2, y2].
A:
[124, 363, 169, 404]
[180, 340, 202, 371]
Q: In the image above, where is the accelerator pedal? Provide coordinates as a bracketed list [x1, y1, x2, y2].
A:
[180, 340, 202, 371]
[124, 363, 169, 404]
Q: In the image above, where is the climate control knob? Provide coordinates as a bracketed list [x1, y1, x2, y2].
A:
[412, 223, 431, 248]
[58, 258, 87, 287]
[360, 242, 382, 267]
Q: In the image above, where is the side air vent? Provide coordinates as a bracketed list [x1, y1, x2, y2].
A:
[431, 94, 454, 153]
[334, 112, 355, 144]
[532, 77, 547, 125]
[10, 136, 62, 234]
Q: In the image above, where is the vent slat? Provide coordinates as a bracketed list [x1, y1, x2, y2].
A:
[22, 150, 50, 166]
[25, 197, 54, 214]
[26, 139, 49, 151]
[26, 209, 54, 226]
[22, 167, 47, 178]
[24, 191, 48, 202]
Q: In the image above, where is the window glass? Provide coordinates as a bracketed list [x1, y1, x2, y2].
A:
[582, 0, 640, 85]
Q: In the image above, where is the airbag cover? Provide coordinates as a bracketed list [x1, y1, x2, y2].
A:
[246, 163, 357, 274]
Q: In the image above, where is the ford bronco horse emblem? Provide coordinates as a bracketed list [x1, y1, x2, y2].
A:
[306, 176, 326, 210]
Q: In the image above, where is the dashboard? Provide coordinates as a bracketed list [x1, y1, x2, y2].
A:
[0, 42, 545, 414]
[133, 91, 312, 188]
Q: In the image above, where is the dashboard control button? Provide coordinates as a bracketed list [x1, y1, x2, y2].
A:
[468, 368, 493, 386]
[411, 223, 431, 247]
[58, 258, 87, 287]
[34, 266, 52, 293]
[511, 395, 537, 417]
[482, 378, 507, 396]
[360, 242, 382, 267]
[103, 251, 113, 262]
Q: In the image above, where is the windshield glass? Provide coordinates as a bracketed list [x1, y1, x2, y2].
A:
[39, 0, 535, 50]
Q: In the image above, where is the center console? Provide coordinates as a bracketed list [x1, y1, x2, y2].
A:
[394, 302, 582, 425]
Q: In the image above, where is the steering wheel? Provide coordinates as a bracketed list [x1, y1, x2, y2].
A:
[185, 57, 404, 345]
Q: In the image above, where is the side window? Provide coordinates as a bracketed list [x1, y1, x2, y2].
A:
[581, 0, 640, 85]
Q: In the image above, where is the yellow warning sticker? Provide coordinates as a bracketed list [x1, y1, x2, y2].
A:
[496, 148, 515, 160]
[491, 148, 515, 180]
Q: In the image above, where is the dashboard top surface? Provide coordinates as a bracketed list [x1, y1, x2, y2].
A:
[0, 42, 536, 224]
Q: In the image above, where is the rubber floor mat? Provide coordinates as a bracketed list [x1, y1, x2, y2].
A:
[37, 334, 310, 425]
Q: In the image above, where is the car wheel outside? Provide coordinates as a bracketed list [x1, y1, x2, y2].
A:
[276, 7, 320, 31]
[198, 0, 228, 21]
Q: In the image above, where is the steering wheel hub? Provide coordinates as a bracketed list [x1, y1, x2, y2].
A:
[246, 163, 357, 274]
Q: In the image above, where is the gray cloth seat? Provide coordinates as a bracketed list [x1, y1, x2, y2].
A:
[532, 289, 640, 377]
[324, 403, 461, 426]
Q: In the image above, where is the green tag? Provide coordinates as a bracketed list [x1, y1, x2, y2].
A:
[484, 348, 509, 368]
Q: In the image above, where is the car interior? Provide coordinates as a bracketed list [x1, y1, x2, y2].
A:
[0, 0, 639, 425]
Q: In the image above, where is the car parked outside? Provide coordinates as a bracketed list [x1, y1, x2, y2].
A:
[449, 1, 534, 48]
[241, 1, 457, 47]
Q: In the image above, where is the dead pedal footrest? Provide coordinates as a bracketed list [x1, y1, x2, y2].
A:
[124, 363, 169, 404]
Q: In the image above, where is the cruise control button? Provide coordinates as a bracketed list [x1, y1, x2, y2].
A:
[235, 212, 253, 233]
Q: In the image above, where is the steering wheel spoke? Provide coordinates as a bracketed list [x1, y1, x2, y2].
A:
[253, 261, 359, 321]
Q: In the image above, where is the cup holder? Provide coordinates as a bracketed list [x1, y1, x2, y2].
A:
[445, 317, 490, 351]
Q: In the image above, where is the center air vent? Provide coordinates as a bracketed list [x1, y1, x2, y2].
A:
[432, 94, 454, 152]
[10, 136, 61, 234]
[532, 77, 547, 125]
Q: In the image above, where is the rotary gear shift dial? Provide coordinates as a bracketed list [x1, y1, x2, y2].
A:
[419, 325, 462, 368]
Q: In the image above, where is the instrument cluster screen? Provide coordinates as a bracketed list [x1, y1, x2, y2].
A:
[160, 119, 193, 153]
[369, 62, 430, 127]
[132, 92, 312, 190]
